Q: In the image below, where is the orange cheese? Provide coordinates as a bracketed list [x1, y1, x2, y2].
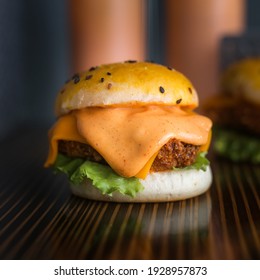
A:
[200, 129, 212, 152]
[44, 114, 86, 167]
[135, 151, 159, 179]
[45, 106, 212, 178]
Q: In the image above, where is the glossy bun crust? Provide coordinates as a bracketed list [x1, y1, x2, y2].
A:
[221, 58, 260, 105]
[55, 61, 198, 116]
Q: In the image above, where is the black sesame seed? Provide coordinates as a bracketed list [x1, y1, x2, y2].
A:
[100, 77, 105, 83]
[125, 60, 137, 63]
[159, 86, 165, 93]
[106, 72, 111, 76]
[107, 83, 112, 89]
[73, 74, 80, 84]
[176, 98, 182, 104]
[167, 66, 173, 70]
[85, 75, 92, 80]
[89, 66, 97, 71]
[188, 87, 192, 94]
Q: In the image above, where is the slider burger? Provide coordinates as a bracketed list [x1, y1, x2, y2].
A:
[45, 61, 212, 202]
[203, 58, 260, 163]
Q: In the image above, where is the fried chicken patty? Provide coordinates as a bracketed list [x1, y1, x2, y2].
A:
[58, 139, 200, 172]
[150, 140, 200, 171]
[204, 99, 260, 136]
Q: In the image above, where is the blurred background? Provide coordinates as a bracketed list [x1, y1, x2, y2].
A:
[0, 0, 260, 140]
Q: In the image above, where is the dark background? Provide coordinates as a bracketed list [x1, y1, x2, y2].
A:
[0, 0, 259, 140]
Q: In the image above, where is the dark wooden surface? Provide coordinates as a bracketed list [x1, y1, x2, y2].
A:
[0, 128, 259, 259]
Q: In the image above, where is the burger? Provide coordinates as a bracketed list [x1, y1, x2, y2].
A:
[203, 58, 260, 163]
[45, 61, 212, 202]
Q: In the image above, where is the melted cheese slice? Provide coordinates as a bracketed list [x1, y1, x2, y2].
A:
[45, 106, 212, 178]
[45, 114, 87, 166]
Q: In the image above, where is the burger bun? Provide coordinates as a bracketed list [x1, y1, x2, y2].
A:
[56, 61, 198, 116]
[221, 58, 260, 105]
[70, 166, 212, 203]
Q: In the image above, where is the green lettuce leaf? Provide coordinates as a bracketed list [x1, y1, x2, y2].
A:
[54, 154, 84, 177]
[214, 127, 260, 163]
[173, 151, 210, 172]
[53, 154, 144, 197]
[53, 151, 210, 197]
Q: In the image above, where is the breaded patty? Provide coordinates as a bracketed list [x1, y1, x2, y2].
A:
[58, 139, 200, 172]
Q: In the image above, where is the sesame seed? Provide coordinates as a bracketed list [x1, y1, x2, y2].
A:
[100, 77, 105, 83]
[125, 60, 137, 63]
[107, 83, 112, 89]
[106, 72, 111, 76]
[60, 89, 65, 94]
[89, 66, 97, 71]
[73, 74, 80, 84]
[188, 87, 192, 94]
[85, 75, 92, 80]
[159, 86, 165, 93]
[167, 66, 173, 70]
[176, 98, 182, 104]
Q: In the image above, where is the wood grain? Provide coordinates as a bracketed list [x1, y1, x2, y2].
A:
[0, 130, 259, 259]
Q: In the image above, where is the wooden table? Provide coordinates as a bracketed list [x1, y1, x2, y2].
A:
[0, 128, 259, 259]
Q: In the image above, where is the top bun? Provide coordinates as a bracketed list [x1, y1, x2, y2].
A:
[221, 58, 260, 105]
[55, 61, 198, 116]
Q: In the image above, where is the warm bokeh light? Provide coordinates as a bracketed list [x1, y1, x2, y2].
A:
[165, 0, 246, 101]
[69, 0, 146, 72]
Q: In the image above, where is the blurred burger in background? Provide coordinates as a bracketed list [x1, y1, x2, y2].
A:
[203, 58, 260, 163]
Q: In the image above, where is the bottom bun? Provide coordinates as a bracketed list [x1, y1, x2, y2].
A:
[69, 166, 212, 203]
